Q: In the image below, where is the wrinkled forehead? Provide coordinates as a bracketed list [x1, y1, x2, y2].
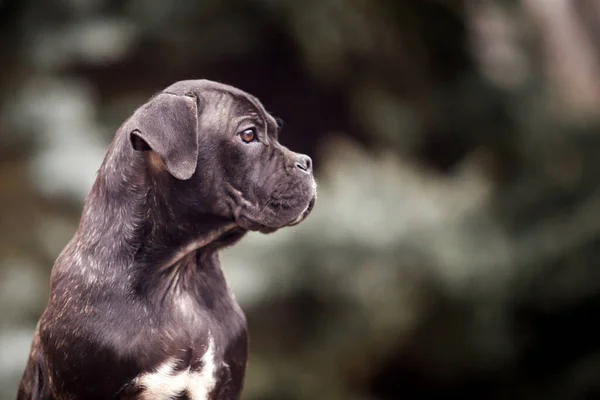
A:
[199, 89, 277, 131]
[164, 79, 278, 129]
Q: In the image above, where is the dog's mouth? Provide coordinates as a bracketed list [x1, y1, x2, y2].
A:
[238, 196, 315, 233]
[286, 196, 316, 227]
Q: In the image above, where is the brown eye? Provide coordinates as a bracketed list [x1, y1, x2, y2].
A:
[239, 128, 257, 143]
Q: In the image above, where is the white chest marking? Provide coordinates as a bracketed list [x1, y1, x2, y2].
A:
[136, 335, 218, 400]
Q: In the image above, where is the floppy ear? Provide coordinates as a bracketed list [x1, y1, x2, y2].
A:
[129, 93, 199, 180]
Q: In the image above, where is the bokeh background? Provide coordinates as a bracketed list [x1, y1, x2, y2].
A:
[2, 0, 600, 398]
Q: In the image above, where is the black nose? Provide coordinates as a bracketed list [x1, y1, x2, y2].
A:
[295, 155, 312, 174]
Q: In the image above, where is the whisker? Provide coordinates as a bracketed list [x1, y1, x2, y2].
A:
[262, 199, 274, 212]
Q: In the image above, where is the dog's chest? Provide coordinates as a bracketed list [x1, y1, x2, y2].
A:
[132, 334, 221, 400]
[126, 291, 247, 399]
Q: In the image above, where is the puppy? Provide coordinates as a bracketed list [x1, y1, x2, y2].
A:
[17, 80, 316, 400]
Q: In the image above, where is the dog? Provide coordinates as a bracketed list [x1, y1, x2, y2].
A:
[17, 79, 317, 400]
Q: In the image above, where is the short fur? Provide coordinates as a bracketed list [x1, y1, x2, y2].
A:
[17, 80, 316, 400]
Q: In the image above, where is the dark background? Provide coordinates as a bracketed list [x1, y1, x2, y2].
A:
[2, 0, 600, 399]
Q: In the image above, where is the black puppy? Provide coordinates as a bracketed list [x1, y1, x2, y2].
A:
[17, 80, 316, 400]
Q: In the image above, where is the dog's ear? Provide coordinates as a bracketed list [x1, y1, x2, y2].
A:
[129, 93, 199, 180]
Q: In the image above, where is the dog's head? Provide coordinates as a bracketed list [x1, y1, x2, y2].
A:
[125, 79, 316, 233]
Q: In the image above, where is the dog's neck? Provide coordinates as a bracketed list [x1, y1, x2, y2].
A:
[69, 134, 245, 294]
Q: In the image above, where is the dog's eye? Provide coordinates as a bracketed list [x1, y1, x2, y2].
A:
[239, 128, 257, 143]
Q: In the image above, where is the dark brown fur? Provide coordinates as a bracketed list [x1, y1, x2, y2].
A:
[17, 80, 316, 400]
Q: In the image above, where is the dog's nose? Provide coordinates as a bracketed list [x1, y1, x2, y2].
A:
[295, 155, 312, 174]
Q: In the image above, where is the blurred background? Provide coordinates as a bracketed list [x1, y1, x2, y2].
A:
[2, 0, 600, 398]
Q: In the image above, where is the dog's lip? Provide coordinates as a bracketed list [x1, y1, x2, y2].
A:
[239, 196, 315, 232]
[287, 196, 315, 227]
[238, 215, 278, 233]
